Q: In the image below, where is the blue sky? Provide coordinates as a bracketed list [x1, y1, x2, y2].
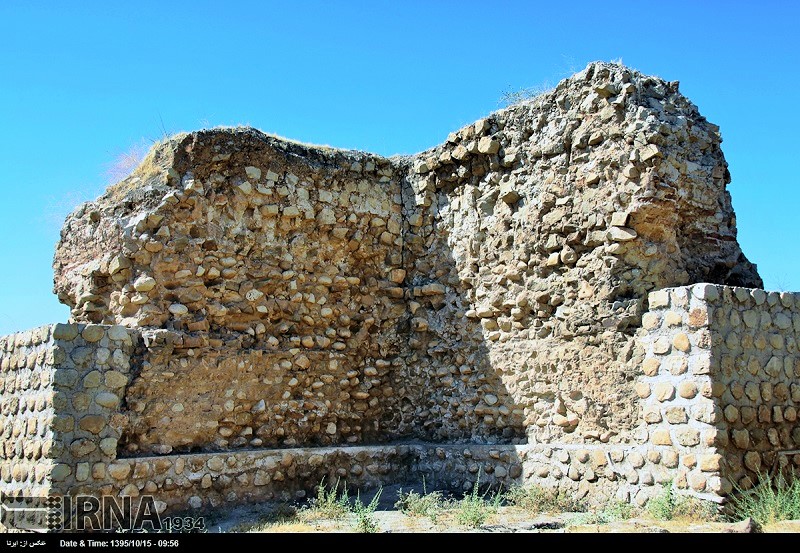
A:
[1, 1, 798, 336]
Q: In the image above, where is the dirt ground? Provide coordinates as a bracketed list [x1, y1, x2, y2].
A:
[200, 484, 800, 534]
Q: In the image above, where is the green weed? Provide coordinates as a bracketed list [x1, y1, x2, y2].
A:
[504, 484, 586, 514]
[567, 500, 634, 526]
[395, 478, 446, 523]
[727, 472, 800, 525]
[647, 481, 718, 522]
[352, 487, 382, 533]
[302, 477, 350, 520]
[454, 474, 502, 529]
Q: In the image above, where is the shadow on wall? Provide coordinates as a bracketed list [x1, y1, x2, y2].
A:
[394, 178, 527, 446]
[98, 130, 526, 473]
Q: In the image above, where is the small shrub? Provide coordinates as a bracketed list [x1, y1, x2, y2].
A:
[303, 478, 350, 520]
[673, 496, 720, 522]
[647, 482, 677, 521]
[396, 480, 445, 523]
[727, 472, 800, 525]
[602, 500, 635, 521]
[499, 83, 553, 107]
[504, 484, 586, 514]
[647, 482, 718, 522]
[454, 476, 502, 529]
[352, 488, 382, 533]
[566, 512, 602, 526]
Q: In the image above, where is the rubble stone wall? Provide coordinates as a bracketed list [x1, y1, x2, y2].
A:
[0, 323, 138, 500]
[47, 324, 139, 495]
[3, 282, 800, 516]
[52, 63, 760, 455]
[84, 443, 523, 514]
[400, 63, 762, 448]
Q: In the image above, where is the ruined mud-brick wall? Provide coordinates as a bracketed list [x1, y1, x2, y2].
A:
[51, 62, 761, 458]
[638, 284, 800, 498]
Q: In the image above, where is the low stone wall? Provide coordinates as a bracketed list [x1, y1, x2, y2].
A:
[52, 442, 689, 515]
[81, 444, 521, 514]
[65, 441, 714, 515]
[522, 444, 680, 507]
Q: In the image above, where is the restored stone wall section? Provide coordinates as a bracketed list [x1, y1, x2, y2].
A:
[0, 323, 139, 503]
[637, 285, 729, 501]
[705, 286, 800, 487]
[0, 326, 57, 498]
[46, 324, 139, 494]
[639, 284, 800, 500]
[522, 444, 681, 507]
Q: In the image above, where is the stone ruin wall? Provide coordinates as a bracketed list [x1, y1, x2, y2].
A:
[3, 62, 795, 522]
[5, 290, 800, 519]
[400, 61, 762, 447]
[53, 139, 411, 454]
[52, 62, 761, 452]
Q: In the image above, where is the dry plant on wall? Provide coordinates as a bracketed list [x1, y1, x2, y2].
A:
[43, 140, 149, 232]
[104, 141, 150, 184]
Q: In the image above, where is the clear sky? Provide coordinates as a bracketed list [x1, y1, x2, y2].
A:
[1, 1, 798, 336]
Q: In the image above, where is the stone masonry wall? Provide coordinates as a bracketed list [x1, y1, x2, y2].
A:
[0, 322, 137, 531]
[638, 283, 800, 500]
[400, 63, 761, 448]
[54, 136, 414, 454]
[2, 63, 789, 522]
[84, 443, 523, 514]
[46, 324, 139, 494]
[0, 326, 57, 499]
[52, 62, 760, 454]
[2, 282, 800, 518]
[711, 287, 800, 488]
[123, 329, 404, 455]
